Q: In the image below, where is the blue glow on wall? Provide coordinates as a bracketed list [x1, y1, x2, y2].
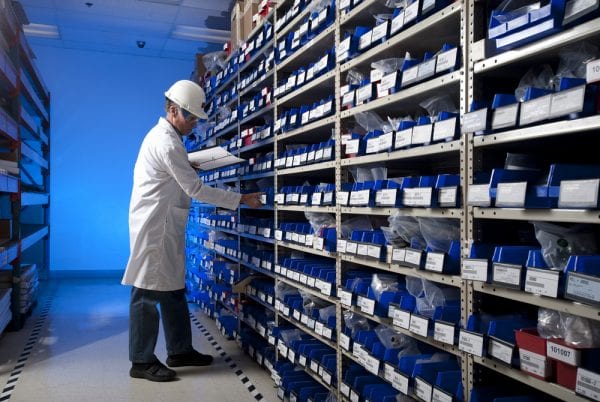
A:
[30, 46, 194, 271]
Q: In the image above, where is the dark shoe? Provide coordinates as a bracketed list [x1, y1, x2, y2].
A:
[166, 350, 213, 367]
[130, 360, 177, 382]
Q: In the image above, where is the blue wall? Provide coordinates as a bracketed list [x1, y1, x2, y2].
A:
[30, 46, 194, 271]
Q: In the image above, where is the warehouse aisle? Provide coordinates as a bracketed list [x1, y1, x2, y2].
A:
[0, 278, 277, 402]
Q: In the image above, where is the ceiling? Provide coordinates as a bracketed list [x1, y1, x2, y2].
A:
[18, 0, 234, 61]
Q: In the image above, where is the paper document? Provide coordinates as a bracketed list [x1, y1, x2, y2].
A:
[187, 147, 245, 170]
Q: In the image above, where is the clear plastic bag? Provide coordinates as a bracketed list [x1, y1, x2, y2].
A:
[350, 165, 388, 182]
[494, 0, 541, 23]
[504, 153, 541, 171]
[341, 216, 374, 239]
[374, 13, 394, 24]
[355, 112, 388, 132]
[418, 218, 460, 253]
[343, 310, 372, 336]
[537, 308, 564, 339]
[538, 308, 600, 347]
[280, 329, 303, 344]
[385, 0, 407, 8]
[554, 42, 600, 85]
[515, 64, 555, 102]
[381, 226, 409, 247]
[406, 276, 424, 298]
[388, 214, 426, 249]
[305, 212, 336, 235]
[419, 95, 458, 122]
[319, 304, 336, 322]
[531, 221, 598, 269]
[347, 69, 365, 86]
[371, 58, 405, 74]
[371, 273, 400, 301]
[325, 392, 337, 402]
[203, 51, 227, 71]
[374, 325, 405, 349]
[275, 281, 300, 298]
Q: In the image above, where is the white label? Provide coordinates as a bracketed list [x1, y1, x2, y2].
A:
[371, 21, 388, 42]
[415, 378, 433, 402]
[293, 309, 301, 321]
[404, 1, 419, 24]
[350, 189, 371, 206]
[357, 85, 372, 104]
[418, 59, 436, 80]
[350, 391, 360, 402]
[409, 315, 429, 337]
[566, 272, 600, 303]
[340, 333, 351, 350]
[345, 139, 360, 155]
[577, 368, 600, 401]
[412, 124, 433, 145]
[312, 192, 323, 205]
[340, 289, 353, 307]
[380, 72, 398, 92]
[462, 259, 489, 282]
[525, 269, 560, 298]
[323, 192, 333, 204]
[310, 360, 319, 373]
[391, 371, 409, 394]
[425, 252, 445, 272]
[392, 309, 411, 330]
[587, 58, 600, 83]
[364, 354, 381, 375]
[402, 65, 419, 86]
[314, 237, 324, 250]
[492, 104, 519, 129]
[314, 321, 324, 336]
[346, 241, 358, 254]
[493, 263, 522, 287]
[434, 321, 456, 345]
[459, 331, 484, 357]
[299, 355, 307, 367]
[300, 274, 308, 284]
[378, 132, 394, 152]
[371, 69, 385, 83]
[337, 239, 348, 253]
[551, 86, 586, 117]
[395, 129, 413, 148]
[288, 349, 296, 363]
[439, 187, 458, 206]
[302, 111, 310, 124]
[323, 327, 333, 339]
[547, 340, 580, 366]
[391, 11, 405, 34]
[315, 148, 324, 160]
[559, 179, 599, 208]
[322, 370, 332, 385]
[338, 37, 351, 61]
[305, 234, 314, 247]
[392, 248, 406, 263]
[359, 296, 376, 315]
[307, 276, 316, 288]
[496, 181, 527, 207]
[359, 31, 373, 50]
[366, 137, 380, 154]
[376, 189, 397, 206]
[520, 95, 552, 125]
[405, 249, 423, 266]
[433, 117, 457, 141]
[432, 388, 454, 402]
[404, 187, 433, 207]
[467, 184, 491, 207]
[341, 383, 351, 397]
[435, 48, 458, 74]
[275, 230, 283, 241]
[367, 244, 383, 259]
[519, 349, 549, 378]
[489, 338, 514, 364]
[463, 108, 488, 133]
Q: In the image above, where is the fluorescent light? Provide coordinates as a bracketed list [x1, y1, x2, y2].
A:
[23, 23, 60, 39]
[172, 25, 229, 43]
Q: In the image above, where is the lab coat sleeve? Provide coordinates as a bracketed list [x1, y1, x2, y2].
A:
[162, 142, 241, 210]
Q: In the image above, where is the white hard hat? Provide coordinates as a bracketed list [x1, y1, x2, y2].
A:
[164, 80, 208, 120]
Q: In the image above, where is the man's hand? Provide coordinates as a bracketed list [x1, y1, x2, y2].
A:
[240, 192, 263, 209]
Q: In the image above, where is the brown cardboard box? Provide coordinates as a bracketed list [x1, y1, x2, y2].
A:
[230, 0, 244, 47]
[191, 53, 207, 85]
[242, 0, 260, 41]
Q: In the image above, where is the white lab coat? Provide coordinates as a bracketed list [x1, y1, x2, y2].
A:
[122, 117, 241, 291]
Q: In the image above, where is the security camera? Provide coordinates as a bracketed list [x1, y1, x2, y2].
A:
[136, 40, 146, 49]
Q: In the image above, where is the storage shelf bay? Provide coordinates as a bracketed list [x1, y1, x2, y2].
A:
[473, 282, 600, 321]
[474, 17, 600, 75]
[20, 142, 48, 169]
[473, 356, 590, 402]
[343, 305, 462, 356]
[341, 3, 462, 72]
[277, 240, 336, 258]
[340, 254, 463, 288]
[472, 115, 600, 147]
[340, 0, 392, 27]
[20, 224, 49, 252]
[277, 311, 337, 349]
[239, 232, 275, 244]
[240, 103, 275, 126]
[277, 275, 337, 304]
[239, 260, 276, 278]
[277, 160, 335, 176]
[213, 73, 237, 98]
[213, 121, 239, 140]
[277, 3, 313, 38]
[245, 292, 276, 312]
[277, 116, 336, 142]
[341, 207, 463, 219]
[277, 25, 336, 72]
[340, 70, 462, 118]
[278, 70, 336, 107]
[277, 205, 337, 213]
[247, 8, 275, 43]
[238, 40, 275, 76]
[471, 207, 600, 224]
[342, 140, 461, 166]
[238, 137, 275, 154]
[239, 69, 275, 99]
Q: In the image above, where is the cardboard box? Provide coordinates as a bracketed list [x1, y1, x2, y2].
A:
[231, 0, 244, 47]
[242, 0, 260, 41]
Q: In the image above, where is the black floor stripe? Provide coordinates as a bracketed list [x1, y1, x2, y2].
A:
[0, 298, 53, 401]
[189, 312, 266, 401]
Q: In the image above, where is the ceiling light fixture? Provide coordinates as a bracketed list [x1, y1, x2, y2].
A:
[23, 23, 60, 39]
[171, 25, 229, 43]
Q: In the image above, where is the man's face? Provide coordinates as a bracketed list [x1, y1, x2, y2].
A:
[172, 106, 198, 135]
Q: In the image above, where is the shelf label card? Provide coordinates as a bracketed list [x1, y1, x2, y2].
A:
[519, 349, 550, 378]
[425, 252, 446, 273]
[346, 241, 358, 254]
[395, 128, 413, 149]
[415, 377, 434, 402]
[435, 48, 458, 74]
[439, 187, 458, 207]
[559, 179, 599, 208]
[403, 187, 433, 207]
[459, 330, 484, 357]
[434, 321, 456, 345]
[520, 94, 552, 126]
[376, 189, 397, 206]
[550, 85, 586, 117]
[404, 249, 423, 267]
[358, 296, 376, 315]
[337, 239, 348, 253]
[433, 117, 457, 141]
[411, 124, 433, 145]
[418, 58, 436, 81]
[488, 338, 514, 364]
[461, 259, 489, 281]
[367, 244, 383, 259]
[404, 1, 419, 24]
[340, 332, 351, 351]
[350, 189, 371, 206]
[401, 65, 419, 87]
[359, 30, 373, 50]
[493, 263, 522, 287]
[337, 191, 350, 206]
[462, 107, 488, 132]
[576, 368, 600, 401]
[409, 315, 429, 337]
[391, 371, 410, 394]
[566, 272, 600, 303]
[496, 181, 527, 208]
[357, 243, 369, 256]
[467, 184, 491, 207]
[392, 248, 406, 263]
[371, 21, 388, 43]
[525, 268, 560, 298]
[392, 309, 411, 330]
[432, 388, 454, 402]
[587, 58, 600, 83]
[492, 104, 519, 130]
[380, 72, 398, 92]
[390, 10, 405, 34]
[547, 340, 580, 366]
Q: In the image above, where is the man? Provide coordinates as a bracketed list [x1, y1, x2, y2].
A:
[122, 80, 262, 382]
